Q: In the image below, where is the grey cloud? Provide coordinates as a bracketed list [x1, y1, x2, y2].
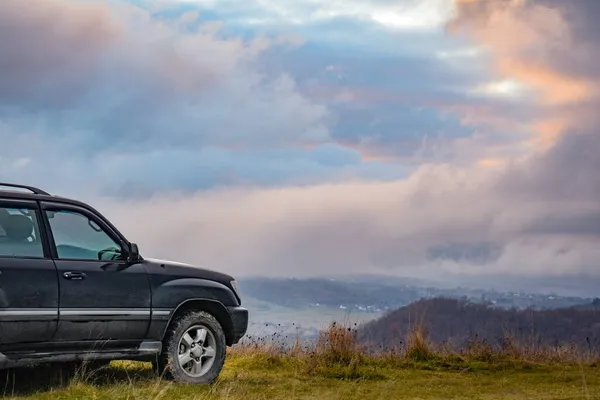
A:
[0, 1, 329, 148]
[88, 119, 598, 278]
[427, 242, 503, 264]
[524, 211, 600, 236]
[0, 0, 504, 167]
[0, 0, 598, 292]
[498, 129, 600, 203]
[0, 0, 120, 106]
[264, 37, 523, 164]
[90, 154, 598, 282]
[537, 0, 600, 80]
[0, 123, 409, 197]
[81, 0, 600, 284]
[449, 0, 600, 82]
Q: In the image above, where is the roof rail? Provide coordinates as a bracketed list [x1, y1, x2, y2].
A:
[0, 183, 50, 196]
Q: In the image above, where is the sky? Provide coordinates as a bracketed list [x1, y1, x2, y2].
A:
[1, 0, 598, 293]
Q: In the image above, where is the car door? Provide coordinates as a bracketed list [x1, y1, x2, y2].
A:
[0, 199, 59, 346]
[40, 201, 151, 343]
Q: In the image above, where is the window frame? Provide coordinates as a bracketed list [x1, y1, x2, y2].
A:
[40, 201, 129, 263]
[0, 198, 51, 260]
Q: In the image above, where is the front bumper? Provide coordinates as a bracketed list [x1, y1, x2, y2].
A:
[228, 306, 248, 345]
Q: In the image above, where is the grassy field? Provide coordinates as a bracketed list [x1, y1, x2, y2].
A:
[1, 324, 599, 399]
[2, 355, 598, 400]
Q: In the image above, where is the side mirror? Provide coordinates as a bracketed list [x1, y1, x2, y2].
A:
[127, 242, 141, 264]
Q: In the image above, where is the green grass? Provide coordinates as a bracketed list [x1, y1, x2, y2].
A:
[2, 323, 599, 399]
[1, 354, 599, 399]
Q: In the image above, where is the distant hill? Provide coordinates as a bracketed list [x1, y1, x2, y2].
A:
[238, 277, 593, 312]
[573, 298, 600, 309]
[358, 298, 600, 351]
[238, 277, 422, 311]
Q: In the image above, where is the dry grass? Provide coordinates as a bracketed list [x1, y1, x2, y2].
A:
[238, 320, 600, 366]
[1, 322, 599, 399]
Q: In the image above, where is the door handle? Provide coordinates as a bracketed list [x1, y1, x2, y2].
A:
[63, 271, 86, 280]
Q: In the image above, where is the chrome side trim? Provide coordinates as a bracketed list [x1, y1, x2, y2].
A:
[0, 309, 173, 318]
[60, 310, 150, 316]
[0, 310, 56, 316]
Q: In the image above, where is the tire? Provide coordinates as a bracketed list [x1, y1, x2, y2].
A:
[155, 310, 227, 384]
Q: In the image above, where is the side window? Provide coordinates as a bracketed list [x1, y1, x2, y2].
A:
[46, 209, 124, 261]
[0, 205, 44, 258]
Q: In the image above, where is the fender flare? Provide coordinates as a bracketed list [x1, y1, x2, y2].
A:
[161, 298, 235, 345]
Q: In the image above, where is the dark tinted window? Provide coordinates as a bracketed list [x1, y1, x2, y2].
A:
[0, 206, 44, 258]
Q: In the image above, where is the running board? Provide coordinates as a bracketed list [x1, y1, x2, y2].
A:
[0, 341, 162, 369]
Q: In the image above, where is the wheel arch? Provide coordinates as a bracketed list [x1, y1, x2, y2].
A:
[163, 299, 235, 346]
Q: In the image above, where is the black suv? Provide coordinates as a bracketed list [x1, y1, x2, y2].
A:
[0, 183, 248, 384]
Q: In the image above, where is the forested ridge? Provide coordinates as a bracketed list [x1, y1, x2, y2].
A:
[358, 298, 600, 351]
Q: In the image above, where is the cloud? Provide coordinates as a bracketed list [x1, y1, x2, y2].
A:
[93, 136, 599, 281]
[448, 0, 600, 146]
[0, 121, 410, 196]
[93, 0, 598, 285]
[0, 0, 329, 149]
[1, 0, 597, 294]
[176, 0, 454, 30]
[261, 31, 511, 164]
[0, 0, 122, 106]
[0, 0, 501, 186]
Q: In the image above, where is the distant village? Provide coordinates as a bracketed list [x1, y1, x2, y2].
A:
[240, 277, 596, 342]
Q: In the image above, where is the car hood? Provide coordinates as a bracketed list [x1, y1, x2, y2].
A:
[143, 257, 235, 287]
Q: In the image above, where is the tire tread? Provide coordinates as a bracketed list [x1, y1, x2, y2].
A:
[155, 310, 226, 384]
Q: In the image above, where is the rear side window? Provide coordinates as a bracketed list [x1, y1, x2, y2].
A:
[0, 206, 44, 258]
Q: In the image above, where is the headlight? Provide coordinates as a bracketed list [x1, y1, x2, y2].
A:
[230, 280, 241, 298]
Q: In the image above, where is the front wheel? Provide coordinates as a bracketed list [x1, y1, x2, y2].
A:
[156, 310, 227, 384]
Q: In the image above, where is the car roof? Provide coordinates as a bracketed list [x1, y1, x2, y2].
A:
[0, 183, 131, 244]
[0, 183, 96, 209]
[0, 190, 82, 205]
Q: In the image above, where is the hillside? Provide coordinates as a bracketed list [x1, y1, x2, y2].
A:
[238, 277, 597, 343]
[358, 297, 600, 352]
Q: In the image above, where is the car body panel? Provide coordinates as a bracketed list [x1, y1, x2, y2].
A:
[143, 258, 239, 307]
[0, 198, 59, 346]
[0, 258, 59, 346]
[53, 260, 152, 342]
